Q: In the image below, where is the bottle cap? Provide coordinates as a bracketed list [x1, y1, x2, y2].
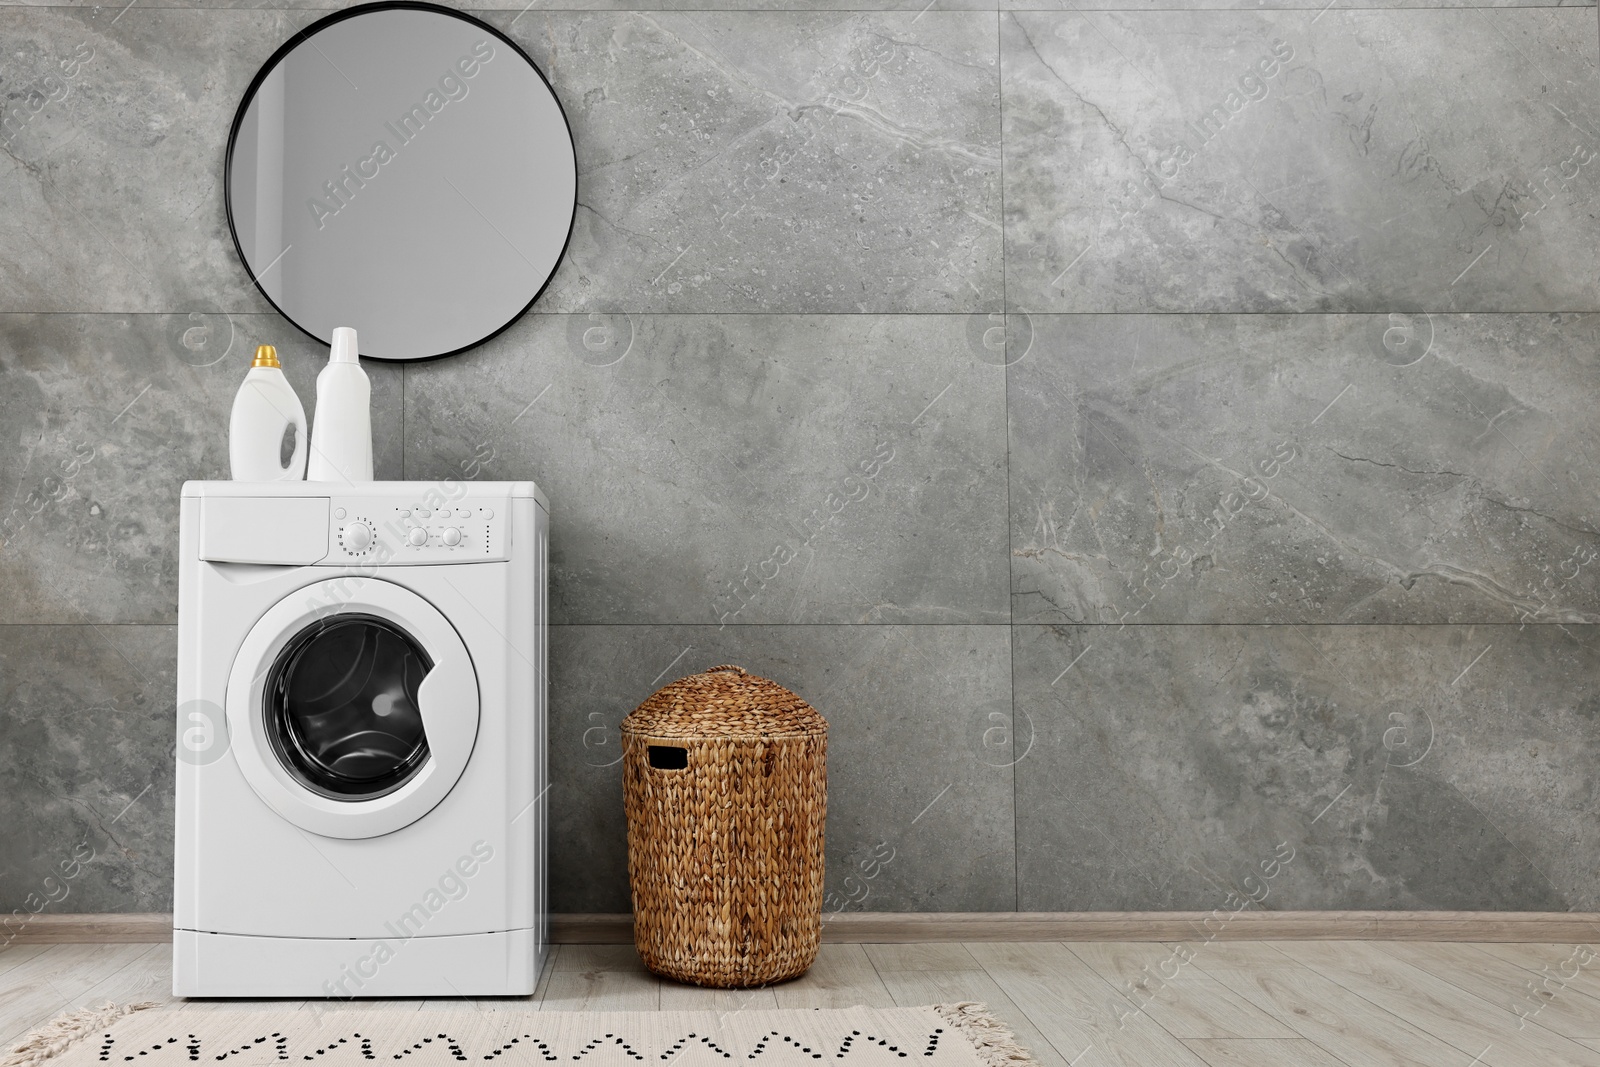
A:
[330, 327, 359, 364]
[251, 345, 280, 369]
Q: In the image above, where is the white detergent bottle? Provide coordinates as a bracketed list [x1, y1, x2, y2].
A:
[307, 326, 373, 482]
[229, 345, 307, 481]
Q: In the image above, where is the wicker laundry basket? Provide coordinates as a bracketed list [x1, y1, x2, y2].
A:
[621, 664, 827, 988]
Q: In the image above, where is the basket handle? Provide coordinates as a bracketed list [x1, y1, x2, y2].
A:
[705, 664, 748, 675]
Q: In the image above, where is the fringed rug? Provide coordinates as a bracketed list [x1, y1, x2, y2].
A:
[2, 1003, 1035, 1067]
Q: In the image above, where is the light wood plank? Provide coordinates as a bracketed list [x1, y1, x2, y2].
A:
[1378, 941, 1600, 1041]
[1182, 1038, 1350, 1067]
[0, 945, 50, 977]
[1158, 942, 1300, 973]
[552, 945, 643, 972]
[1065, 943, 1297, 1040]
[1286, 940, 1600, 1067]
[1061, 941, 1216, 986]
[76, 943, 175, 1007]
[862, 946, 1069, 1067]
[539, 943, 658, 1011]
[1189, 944, 1475, 1067]
[771, 944, 895, 1009]
[538, 971, 659, 1011]
[411, 995, 538, 1015]
[0, 944, 162, 1046]
[658, 983, 781, 1012]
[412, 949, 553, 1013]
[863, 943, 987, 972]
[1475, 943, 1600, 1003]
[966, 941, 1211, 1067]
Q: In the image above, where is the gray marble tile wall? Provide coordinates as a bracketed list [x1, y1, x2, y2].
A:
[1, 0, 1596, 920]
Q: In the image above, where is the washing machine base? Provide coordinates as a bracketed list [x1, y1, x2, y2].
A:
[173, 928, 542, 998]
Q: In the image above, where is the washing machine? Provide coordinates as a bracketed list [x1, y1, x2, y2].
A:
[173, 480, 547, 997]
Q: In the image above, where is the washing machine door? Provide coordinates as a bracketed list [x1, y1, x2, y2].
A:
[226, 577, 479, 839]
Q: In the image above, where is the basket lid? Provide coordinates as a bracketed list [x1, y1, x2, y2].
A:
[621, 664, 827, 739]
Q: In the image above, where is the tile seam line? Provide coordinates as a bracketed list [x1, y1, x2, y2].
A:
[997, 1, 1021, 915]
[2, 621, 1591, 627]
[0, 622, 184, 628]
[13, 309, 1600, 316]
[535, 620, 1591, 626]
[20, 4, 1594, 9]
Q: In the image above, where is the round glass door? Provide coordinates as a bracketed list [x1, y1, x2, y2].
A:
[263, 613, 433, 800]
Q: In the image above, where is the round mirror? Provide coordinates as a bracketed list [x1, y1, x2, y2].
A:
[226, 2, 576, 362]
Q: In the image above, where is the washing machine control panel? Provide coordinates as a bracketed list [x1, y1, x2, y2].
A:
[324, 495, 510, 564]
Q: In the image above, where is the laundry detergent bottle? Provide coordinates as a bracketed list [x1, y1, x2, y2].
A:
[307, 326, 373, 482]
[229, 345, 307, 481]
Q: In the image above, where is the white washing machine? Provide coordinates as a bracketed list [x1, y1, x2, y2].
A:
[173, 481, 547, 998]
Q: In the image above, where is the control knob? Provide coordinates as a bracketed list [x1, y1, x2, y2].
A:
[407, 527, 428, 547]
[341, 521, 373, 552]
[442, 527, 462, 547]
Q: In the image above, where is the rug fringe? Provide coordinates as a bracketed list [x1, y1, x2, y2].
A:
[932, 1003, 1038, 1067]
[1, 1002, 158, 1067]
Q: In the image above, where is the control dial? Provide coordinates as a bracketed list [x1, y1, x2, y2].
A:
[407, 527, 429, 547]
[341, 521, 373, 552]
[442, 527, 462, 547]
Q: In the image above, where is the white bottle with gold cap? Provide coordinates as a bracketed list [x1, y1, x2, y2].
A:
[229, 344, 308, 481]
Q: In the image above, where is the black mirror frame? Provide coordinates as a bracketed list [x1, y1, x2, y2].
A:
[223, 0, 578, 363]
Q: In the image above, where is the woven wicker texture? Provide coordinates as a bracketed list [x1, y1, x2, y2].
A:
[622, 664, 828, 988]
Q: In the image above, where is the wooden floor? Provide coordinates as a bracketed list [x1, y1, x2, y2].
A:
[3, 940, 1599, 1066]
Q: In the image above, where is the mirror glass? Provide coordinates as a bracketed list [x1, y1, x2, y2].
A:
[227, 3, 576, 362]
